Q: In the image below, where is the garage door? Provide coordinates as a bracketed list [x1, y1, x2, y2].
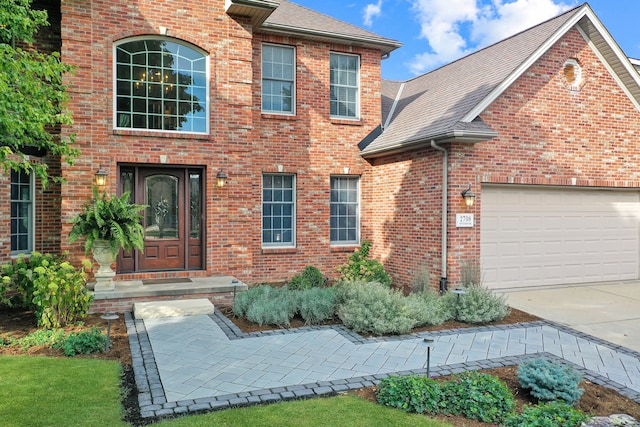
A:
[481, 186, 640, 289]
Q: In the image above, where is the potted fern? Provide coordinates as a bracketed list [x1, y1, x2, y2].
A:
[69, 191, 145, 291]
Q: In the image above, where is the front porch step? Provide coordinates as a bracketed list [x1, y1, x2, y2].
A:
[133, 298, 215, 319]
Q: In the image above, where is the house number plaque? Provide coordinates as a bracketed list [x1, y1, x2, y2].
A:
[456, 214, 474, 228]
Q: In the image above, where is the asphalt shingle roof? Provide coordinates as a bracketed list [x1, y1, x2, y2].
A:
[363, 5, 585, 157]
[260, 0, 401, 55]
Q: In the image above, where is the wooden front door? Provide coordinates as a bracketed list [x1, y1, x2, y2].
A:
[117, 166, 203, 273]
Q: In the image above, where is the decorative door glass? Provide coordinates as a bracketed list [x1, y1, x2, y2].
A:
[145, 174, 179, 239]
[189, 173, 201, 238]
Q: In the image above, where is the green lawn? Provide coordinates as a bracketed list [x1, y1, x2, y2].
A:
[157, 394, 453, 427]
[0, 356, 126, 427]
[0, 355, 452, 427]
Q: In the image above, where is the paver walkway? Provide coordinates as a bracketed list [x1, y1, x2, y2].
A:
[126, 311, 640, 419]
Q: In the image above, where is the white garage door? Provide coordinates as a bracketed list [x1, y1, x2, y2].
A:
[481, 186, 640, 289]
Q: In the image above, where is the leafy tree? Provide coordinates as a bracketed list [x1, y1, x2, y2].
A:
[0, 0, 78, 186]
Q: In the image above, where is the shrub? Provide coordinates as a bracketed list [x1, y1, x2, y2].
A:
[1, 252, 57, 308]
[446, 285, 510, 323]
[440, 371, 516, 423]
[337, 241, 391, 286]
[288, 266, 324, 290]
[244, 286, 298, 326]
[377, 375, 444, 414]
[17, 328, 65, 350]
[30, 259, 93, 328]
[517, 358, 584, 405]
[297, 287, 336, 324]
[404, 291, 450, 327]
[503, 401, 588, 427]
[59, 328, 107, 356]
[1, 253, 93, 328]
[336, 281, 416, 335]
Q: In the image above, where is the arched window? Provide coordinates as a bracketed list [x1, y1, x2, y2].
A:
[115, 38, 208, 133]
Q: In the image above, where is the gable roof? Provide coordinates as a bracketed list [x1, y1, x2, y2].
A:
[361, 3, 640, 158]
[257, 0, 401, 55]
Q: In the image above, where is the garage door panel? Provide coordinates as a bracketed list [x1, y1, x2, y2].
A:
[481, 186, 640, 289]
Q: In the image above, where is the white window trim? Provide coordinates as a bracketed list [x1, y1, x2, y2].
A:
[330, 175, 360, 246]
[262, 173, 296, 248]
[10, 170, 34, 256]
[261, 43, 296, 115]
[112, 36, 210, 135]
[329, 52, 360, 120]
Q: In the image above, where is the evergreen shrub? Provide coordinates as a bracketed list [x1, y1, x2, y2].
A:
[336, 241, 391, 286]
[517, 358, 584, 405]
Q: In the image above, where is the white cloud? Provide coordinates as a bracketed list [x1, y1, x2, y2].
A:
[408, 0, 576, 75]
[363, 0, 383, 27]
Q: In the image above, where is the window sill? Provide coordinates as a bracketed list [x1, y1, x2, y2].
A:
[330, 118, 362, 126]
[262, 247, 298, 255]
[113, 129, 209, 139]
[261, 113, 297, 121]
[330, 245, 360, 253]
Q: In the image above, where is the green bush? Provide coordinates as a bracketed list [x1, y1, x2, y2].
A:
[502, 401, 588, 427]
[404, 291, 450, 327]
[1, 252, 56, 308]
[337, 241, 391, 286]
[288, 266, 324, 290]
[440, 371, 516, 423]
[16, 328, 65, 350]
[30, 260, 93, 329]
[444, 285, 510, 323]
[233, 285, 337, 327]
[297, 287, 336, 324]
[244, 286, 298, 326]
[517, 358, 584, 405]
[336, 281, 416, 334]
[1, 253, 93, 328]
[59, 328, 107, 356]
[377, 375, 444, 414]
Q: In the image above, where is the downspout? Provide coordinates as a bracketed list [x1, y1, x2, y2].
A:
[430, 140, 448, 293]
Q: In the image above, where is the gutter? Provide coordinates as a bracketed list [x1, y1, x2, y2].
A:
[430, 140, 448, 293]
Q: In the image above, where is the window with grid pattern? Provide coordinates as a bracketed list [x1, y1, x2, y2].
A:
[330, 53, 359, 119]
[262, 174, 295, 246]
[115, 38, 208, 133]
[11, 170, 33, 254]
[330, 176, 359, 244]
[262, 44, 295, 114]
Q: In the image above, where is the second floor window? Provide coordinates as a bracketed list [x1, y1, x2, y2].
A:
[262, 44, 295, 114]
[115, 38, 208, 133]
[330, 53, 359, 119]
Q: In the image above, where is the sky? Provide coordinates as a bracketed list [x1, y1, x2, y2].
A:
[291, 0, 640, 81]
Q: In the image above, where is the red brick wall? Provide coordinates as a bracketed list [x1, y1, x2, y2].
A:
[57, 0, 380, 284]
[369, 27, 640, 289]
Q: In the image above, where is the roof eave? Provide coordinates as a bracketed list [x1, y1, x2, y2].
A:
[257, 23, 402, 56]
[360, 129, 498, 159]
[225, 0, 280, 27]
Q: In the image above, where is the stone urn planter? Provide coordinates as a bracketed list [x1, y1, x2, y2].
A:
[91, 239, 116, 291]
[69, 190, 146, 292]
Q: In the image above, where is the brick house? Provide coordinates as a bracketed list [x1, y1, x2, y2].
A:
[12, 1, 640, 294]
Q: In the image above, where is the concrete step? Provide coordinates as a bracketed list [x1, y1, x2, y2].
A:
[134, 298, 215, 319]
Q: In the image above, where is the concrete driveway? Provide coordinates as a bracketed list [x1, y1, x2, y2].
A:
[498, 281, 640, 352]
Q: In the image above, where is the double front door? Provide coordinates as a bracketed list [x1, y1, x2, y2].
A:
[118, 166, 203, 273]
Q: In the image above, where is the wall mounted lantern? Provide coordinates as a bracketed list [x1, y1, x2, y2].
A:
[95, 165, 108, 188]
[461, 185, 475, 207]
[216, 170, 228, 188]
